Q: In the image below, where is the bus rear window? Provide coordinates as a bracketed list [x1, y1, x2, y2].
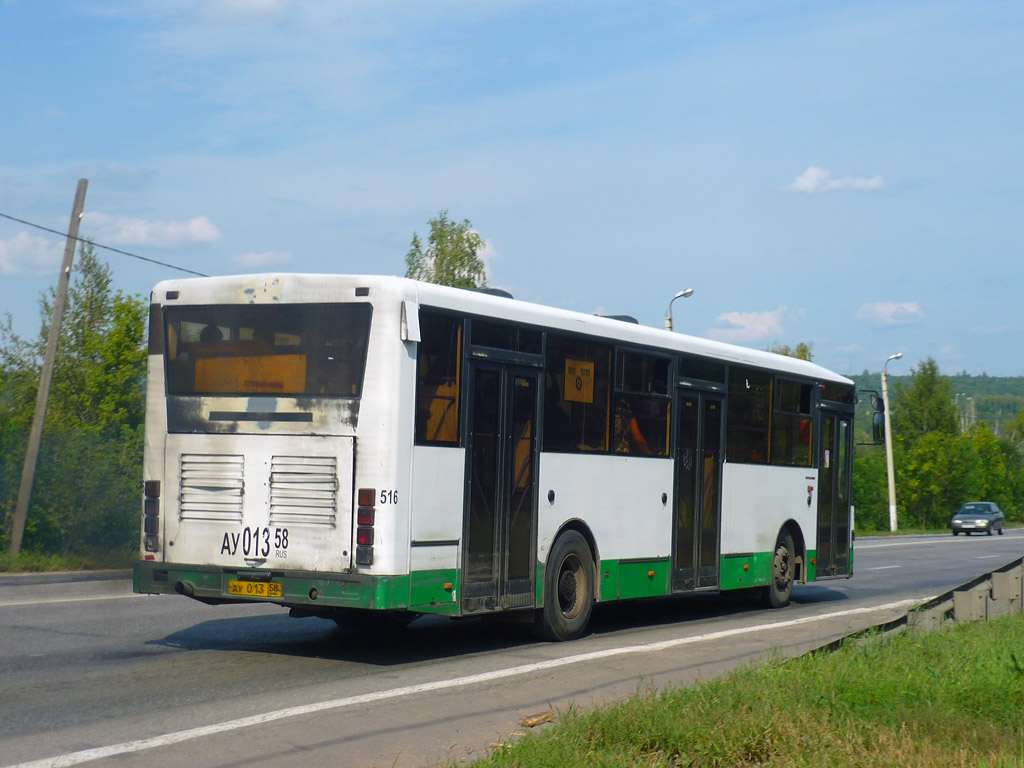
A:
[164, 304, 371, 397]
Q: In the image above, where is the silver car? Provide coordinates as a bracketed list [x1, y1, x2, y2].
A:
[951, 502, 1005, 536]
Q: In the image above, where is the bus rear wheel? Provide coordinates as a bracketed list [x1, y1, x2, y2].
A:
[763, 530, 795, 609]
[535, 531, 594, 642]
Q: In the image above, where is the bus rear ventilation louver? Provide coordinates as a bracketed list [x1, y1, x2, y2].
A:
[179, 454, 244, 522]
[269, 456, 338, 527]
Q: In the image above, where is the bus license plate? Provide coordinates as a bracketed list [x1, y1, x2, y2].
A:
[228, 580, 282, 598]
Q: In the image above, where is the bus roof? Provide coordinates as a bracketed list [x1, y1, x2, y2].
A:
[152, 273, 852, 386]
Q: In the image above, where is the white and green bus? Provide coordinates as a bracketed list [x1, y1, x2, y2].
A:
[134, 274, 855, 640]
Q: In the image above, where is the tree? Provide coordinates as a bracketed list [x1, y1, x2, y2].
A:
[967, 424, 1014, 511]
[889, 357, 959, 445]
[0, 242, 147, 555]
[898, 433, 977, 529]
[767, 342, 813, 361]
[851, 447, 888, 529]
[1008, 409, 1024, 446]
[404, 210, 488, 289]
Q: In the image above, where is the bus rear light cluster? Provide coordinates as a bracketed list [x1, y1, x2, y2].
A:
[143, 480, 160, 552]
[355, 487, 375, 566]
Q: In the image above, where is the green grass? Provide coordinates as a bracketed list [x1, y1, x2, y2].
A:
[465, 615, 1024, 768]
[0, 549, 134, 573]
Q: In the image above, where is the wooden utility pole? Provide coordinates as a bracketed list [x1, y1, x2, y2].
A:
[7, 179, 88, 556]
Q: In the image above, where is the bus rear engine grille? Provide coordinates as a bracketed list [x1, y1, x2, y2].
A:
[179, 454, 245, 522]
[269, 456, 338, 527]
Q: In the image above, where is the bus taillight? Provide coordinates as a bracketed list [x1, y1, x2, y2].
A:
[355, 488, 375, 566]
[143, 480, 160, 552]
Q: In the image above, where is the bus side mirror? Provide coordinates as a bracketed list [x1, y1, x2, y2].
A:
[859, 389, 885, 445]
[872, 411, 885, 444]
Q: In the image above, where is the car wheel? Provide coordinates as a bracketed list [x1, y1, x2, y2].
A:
[952, 530, 959, 536]
[998, 527, 1004, 535]
[988, 526, 994, 536]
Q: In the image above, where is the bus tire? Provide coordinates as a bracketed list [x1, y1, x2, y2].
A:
[763, 530, 795, 609]
[535, 531, 594, 642]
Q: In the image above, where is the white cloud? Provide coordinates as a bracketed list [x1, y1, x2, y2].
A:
[82, 212, 221, 248]
[0, 232, 63, 276]
[857, 301, 924, 326]
[232, 250, 293, 267]
[708, 305, 786, 343]
[783, 166, 886, 193]
[478, 237, 499, 282]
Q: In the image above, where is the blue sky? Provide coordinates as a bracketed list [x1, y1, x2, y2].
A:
[1, 1, 1022, 377]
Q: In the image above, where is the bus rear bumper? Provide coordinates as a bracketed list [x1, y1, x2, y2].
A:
[133, 561, 410, 611]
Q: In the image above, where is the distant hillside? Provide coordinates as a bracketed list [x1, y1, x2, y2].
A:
[849, 372, 1024, 439]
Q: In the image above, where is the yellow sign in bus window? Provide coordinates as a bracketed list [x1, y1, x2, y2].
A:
[195, 354, 307, 394]
[564, 358, 594, 404]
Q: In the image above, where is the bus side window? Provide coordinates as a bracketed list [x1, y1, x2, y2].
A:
[543, 334, 611, 453]
[771, 380, 814, 467]
[726, 367, 772, 464]
[416, 312, 462, 445]
[613, 351, 670, 457]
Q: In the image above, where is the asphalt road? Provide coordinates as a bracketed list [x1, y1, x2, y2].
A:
[1, 530, 1022, 768]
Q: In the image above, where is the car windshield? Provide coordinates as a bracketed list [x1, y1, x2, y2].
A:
[957, 504, 992, 516]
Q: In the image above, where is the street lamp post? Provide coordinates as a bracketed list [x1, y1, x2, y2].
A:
[664, 288, 694, 331]
[882, 352, 903, 532]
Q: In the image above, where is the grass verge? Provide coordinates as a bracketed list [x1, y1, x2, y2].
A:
[466, 615, 1024, 767]
[0, 549, 134, 573]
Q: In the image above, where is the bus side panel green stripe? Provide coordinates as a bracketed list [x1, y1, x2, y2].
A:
[719, 552, 772, 590]
[409, 568, 459, 615]
[599, 559, 619, 602]
[599, 558, 671, 601]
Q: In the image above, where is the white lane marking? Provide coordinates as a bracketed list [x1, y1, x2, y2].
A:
[859, 537, 978, 549]
[0, 594, 140, 608]
[975, 555, 1002, 560]
[5, 597, 923, 768]
[866, 565, 901, 571]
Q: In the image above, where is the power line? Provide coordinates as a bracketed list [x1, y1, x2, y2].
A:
[0, 210, 210, 278]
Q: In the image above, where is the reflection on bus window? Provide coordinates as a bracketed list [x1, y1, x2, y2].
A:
[164, 303, 371, 397]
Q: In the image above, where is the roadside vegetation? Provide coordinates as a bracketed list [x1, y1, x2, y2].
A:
[0, 550, 135, 573]
[464, 615, 1024, 768]
[0, 243, 146, 567]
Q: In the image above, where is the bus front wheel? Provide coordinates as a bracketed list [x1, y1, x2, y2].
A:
[535, 531, 594, 642]
[763, 530, 795, 609]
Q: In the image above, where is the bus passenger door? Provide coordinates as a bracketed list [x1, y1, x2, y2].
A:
[672, 391, 723, 591]
[816, 411, 852, 577]
[462, 364, 539, 613]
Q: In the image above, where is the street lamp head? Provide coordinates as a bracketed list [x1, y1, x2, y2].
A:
[888, 352, 903, 362]
[665, 288, 695, 331]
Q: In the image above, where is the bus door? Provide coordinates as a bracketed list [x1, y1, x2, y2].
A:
[816, 410, 853, 577]
[672, 390, 723, 591]
[462, 364, 540, 613]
